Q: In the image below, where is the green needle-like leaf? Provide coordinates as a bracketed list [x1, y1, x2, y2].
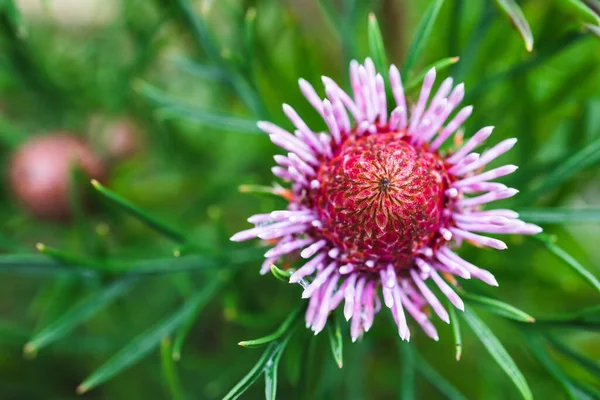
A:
[77, 278, 225, 394]
[559, 0, 600, 25]
[530, 305, 600, 329]
[518, 208, 600, 223]
[225, 330, 294, 400]
[494, 0, 534, 51]
[171, 276, 225, 361]
[36, 243, 105, 270]
[524, 335, 578, 400]
[91, 179, 186, 243]
[238, 305, 303, 348]
[584, 23, 600, 38]
[264, 334, 292, 400]
[244, 8, 257, 62]
[24, 279, 137, 355]
[269, 263, 291, 283]
[326, 312, 343, 368]
[225, 343, 278, 400]
[156, 106, 261, 133]
[448, 303, 462, 361]
[316, 0, 342, 38]
[136, 81, 260, 134]
[534, 235, 600, 293]
[0, 254, 92, 275]
[462, 308, 532, 400]
[402, 0, 445, 79]
[412, 349, 468, 400]
[160, 337, 185, 400]
[461, 292, 535, 323]
[399, 342, 416, 400]
[367, 12, 388, 78]
[404, 56, 460, 91]
[171, 56, 226, 81]
[547, 336, 600, 378]
[519, 136, 600, 204]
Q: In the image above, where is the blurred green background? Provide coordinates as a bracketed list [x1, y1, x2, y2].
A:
[0, 0, 599, 399]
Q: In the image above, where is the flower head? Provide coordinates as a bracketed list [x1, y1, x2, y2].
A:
[232, 58, 541, 342]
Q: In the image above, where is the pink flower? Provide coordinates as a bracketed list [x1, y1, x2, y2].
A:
[232, 58, 542, 342]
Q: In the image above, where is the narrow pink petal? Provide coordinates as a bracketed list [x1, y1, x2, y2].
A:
[458, 188, 519, 207]
[322, 76, 363, 121]
[449, 227, 507, 250]
[323, 99, 341, 144]
[350, 277, 366, 342]
[409, 68, 436, 136]
[388, 65, 407, 129]
[453, 165, 518, 188]
[446, 126, 494, 164]
[430, 105, 473, 150]
[343, 273, 358, 320]
[290, 252, 326, 283]
[312, 273, 340, 334]
[429, 269, 465, 310]
[298, 78, 324, 116]
[410, 269, 449, 323]
[302, 261, 337, 298]
[454, 138, 518, 176]
[265, 237, 314, 258]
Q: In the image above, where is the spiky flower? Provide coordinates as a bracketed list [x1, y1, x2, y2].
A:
[232, 59, 541, 342]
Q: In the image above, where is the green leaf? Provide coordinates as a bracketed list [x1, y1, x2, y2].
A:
[160, 337, 185, 400]
[171, 56, 226, 81]
[461, 307, 532, 400]
[367, 12, 388, 77]
[224, 331, 294, 400]
[170, 276, 224, 361]
[91, 179, 186, 243]
[402, 0, 446, 79]
[135, 81, 260, 134]
[531, 305, 600, 329]
[316, 0, 342, 38]
[524, 335, 578, 400]
[76, 278, 225, 394]
[326, 313, 343, 368]
[518, 208, 600, 223]
[270, 263, 291, 283]
[399, 342, 416, 400]
[0, 251, 257, 277]
[156, 106, 261, 133]
[461, 292, 535, 323]
[584, 23, 600, 38]
[24, 279, 137, 355]
[412, 349, 468, 400]
[448, 303, 462, 361]
[559, 0, 600, 25]
[244, 8, 257, 61]
[404, 56, 460, 91]
[225, 343, 278, 400]
[0, 254, 92, 276]
[264, 334, 292, 400]
[533, 235, 600, 293]
[238, 305, 303, 348]
[519, 135, 600, 204]
[494, 0, 534, 51]
[239, 184, 290, 199]
[35, 243, 104, 270]
[546, 336, 600, 378]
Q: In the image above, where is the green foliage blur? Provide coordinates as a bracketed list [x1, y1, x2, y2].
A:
[0, 0, 599, 399]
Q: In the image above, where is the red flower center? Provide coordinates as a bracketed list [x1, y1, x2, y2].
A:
[315, 131, 451, 270]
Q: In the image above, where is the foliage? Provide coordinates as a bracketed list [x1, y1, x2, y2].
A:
[0, 0, 599, 398]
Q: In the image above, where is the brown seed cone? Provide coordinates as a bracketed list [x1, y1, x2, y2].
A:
[9, 133, 106, 220]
